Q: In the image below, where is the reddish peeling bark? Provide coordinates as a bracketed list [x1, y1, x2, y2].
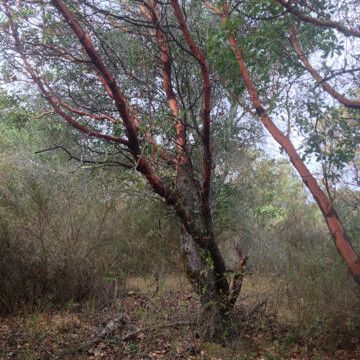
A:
[47, 0, 213, 243]
[143, 3, 233, 320]
[50, 0, 141, 154]
[140, 4, 210, 300]
[220, 4, 360, 282]
[52, 0, 232, 328]
[289, 27, 360, 110]
[139, 1, 186, 166]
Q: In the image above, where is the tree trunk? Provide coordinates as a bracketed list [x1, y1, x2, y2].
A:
[175, 164, 235, 339]
[180, 225, 237, 339]
[197, 278, 233, 340]
[180, 241, 232, 339]
[180, 226, 204, 291]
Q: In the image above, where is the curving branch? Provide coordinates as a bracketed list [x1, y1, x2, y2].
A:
[275, 0, 360, 38]
[59, 101, 121, 124]
[3, 2, 128, 146]
[171, 0, 231, 298]
[4, 14, 129, 146]
[49, 0, 175, 195]
[321, 67, 360, 83]
[50, 0, 142, 152]
[50, 1, 233, 299]
[289, 26, 360, 110]
[215, 1, 360, 283]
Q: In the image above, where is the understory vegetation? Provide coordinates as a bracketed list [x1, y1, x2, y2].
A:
[0, 105, 359, 358]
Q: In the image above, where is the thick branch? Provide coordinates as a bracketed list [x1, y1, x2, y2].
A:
[50, 0, 142, 154]
[219, 2, 360, 282]
[171, 1, 231, 298]
[3, 2, 131, 147]
[3, 0, 201, 244]
[49, 1, 187, 210]
[3, 4, 128, 146]
[139, 1, 186, 165]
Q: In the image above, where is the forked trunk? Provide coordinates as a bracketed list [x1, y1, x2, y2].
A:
[180, 226, 240, 340]
[176, 164, 235, 339]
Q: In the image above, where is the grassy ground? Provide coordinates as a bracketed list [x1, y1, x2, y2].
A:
[1, 274, 359, 359]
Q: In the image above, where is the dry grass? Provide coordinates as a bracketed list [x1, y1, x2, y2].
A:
[1, 274, 360, 359]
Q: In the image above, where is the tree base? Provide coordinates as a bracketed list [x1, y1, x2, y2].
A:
[197, 301, 235, 342]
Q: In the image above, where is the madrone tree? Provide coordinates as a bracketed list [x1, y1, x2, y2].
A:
[0, 0, 359, 338]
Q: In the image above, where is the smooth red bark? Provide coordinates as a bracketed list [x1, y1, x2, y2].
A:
[140, 2, 186, 166]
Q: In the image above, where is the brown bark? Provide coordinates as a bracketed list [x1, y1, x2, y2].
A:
[4, 0, 204, 252]
[228, 247, 248, 307]
[3, 6, 128, 146]
[219, 3, 360, 283]
[140, 2, 204, 282]
[176, 168, 233, 339]
[169, 2, 243, 339]
[51, 0, 236, 332]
